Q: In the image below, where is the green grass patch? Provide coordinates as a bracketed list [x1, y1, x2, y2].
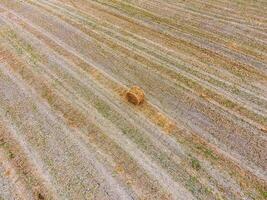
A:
[260, 189, 267, 199]
[191, 157, 201, 171]
[196, 145, 218, 160]
[186, 176, 198, 193]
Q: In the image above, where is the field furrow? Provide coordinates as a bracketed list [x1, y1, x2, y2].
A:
[0, 0, 266, 200]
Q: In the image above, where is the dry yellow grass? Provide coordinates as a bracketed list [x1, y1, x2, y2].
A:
[0, 0, 266, 199]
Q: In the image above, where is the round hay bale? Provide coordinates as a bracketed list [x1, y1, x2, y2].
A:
[126, 86, 145, 105]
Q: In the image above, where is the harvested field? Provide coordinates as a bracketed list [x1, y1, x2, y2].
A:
[0, 0, 266, 199]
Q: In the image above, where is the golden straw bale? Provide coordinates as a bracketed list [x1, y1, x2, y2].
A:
[126, 86, 145, 105]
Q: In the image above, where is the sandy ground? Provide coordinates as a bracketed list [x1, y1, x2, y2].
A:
[0, 0, 266, 199]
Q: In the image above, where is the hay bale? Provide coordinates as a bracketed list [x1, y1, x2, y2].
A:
[126, 86, 145, 105]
